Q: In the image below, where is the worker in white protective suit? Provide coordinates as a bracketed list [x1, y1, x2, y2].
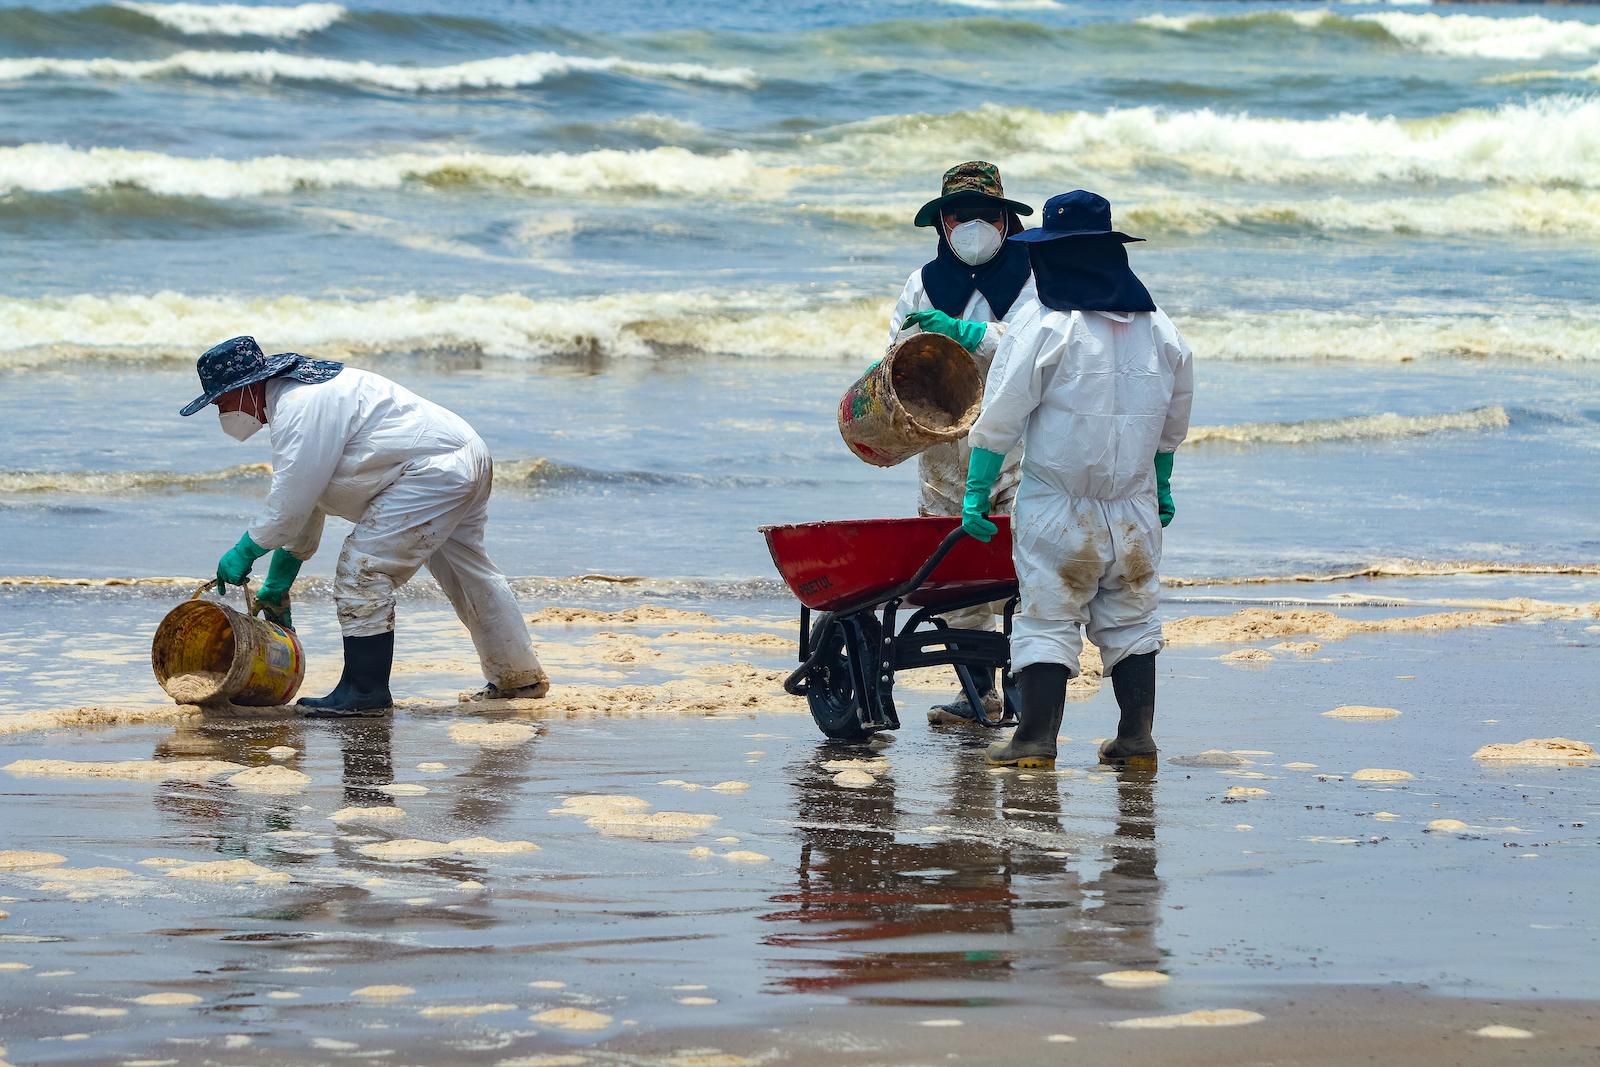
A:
[962, 191, 1193, 768]
[886, 161, 1036, 725]
[180, 336, 548, 717]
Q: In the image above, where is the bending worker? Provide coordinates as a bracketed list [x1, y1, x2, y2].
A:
[886, 160, 1036, 725]
[962, 191, 1193, 768]
[178, 336, 549, 716]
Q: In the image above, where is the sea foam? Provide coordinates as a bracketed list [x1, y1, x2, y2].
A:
[2, 291, 1596, 367]
[1140, 8, 1600, 60]
[113, 2, 345, 38]
[1185, 406, 1510, 446]
[0, 48, 759, 91]
[0, 143, 791, 199]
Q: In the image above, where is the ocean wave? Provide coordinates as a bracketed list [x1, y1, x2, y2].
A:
[3, 291, 1597, 366]
[113, 2, 345, 37]
[1184, 406, 1509, 446]
[0, 288, 893, 365]
[0, 463, 270, 494]
[816, 96, 1600, 189]
[815, 187, 1600, 238]
[0, 143, 791, 199]
[1140, 8, 1600, 60]
[0, 47, 758, 91]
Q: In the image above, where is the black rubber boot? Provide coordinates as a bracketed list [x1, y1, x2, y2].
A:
[927, 666, 996, 724]
[986, 662, 1069, 767]
[1099, 651, 1158, 765]
[299, 632, 394, 718]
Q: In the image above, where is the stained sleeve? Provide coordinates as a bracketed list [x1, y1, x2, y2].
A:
[885, 269, 929, 352]
[966, 309, 1054, 457]
[282, 507, 326, 561]
[1159, 322, 1195, 453]
[247, 388, 351, 551]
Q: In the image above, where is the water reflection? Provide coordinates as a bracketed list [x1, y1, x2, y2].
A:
[767, 752, 1163, 999]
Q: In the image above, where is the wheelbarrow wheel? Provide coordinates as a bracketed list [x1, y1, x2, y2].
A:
[804, 612, 882, 742]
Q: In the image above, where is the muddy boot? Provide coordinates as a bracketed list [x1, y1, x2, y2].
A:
[927, 667, 997, 724]
[299, 632, 394, 717]
[460, 677, 550, 702]
[985, 662, 1069, 768]
[1099, 651, 1158, 766]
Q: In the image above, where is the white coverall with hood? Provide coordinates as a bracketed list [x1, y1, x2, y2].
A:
[247, 367, 546, 692]
[967, 306, 1193, 675]
[886, 270, 1036, 630]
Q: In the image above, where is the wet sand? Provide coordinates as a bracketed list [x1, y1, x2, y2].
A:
[0, 585, 1595, 1065]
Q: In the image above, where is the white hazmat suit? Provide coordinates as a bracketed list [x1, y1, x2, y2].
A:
[887, 270, 1035, 632]
[968, 306, 1193, 675]
[248, 368, 546, 691]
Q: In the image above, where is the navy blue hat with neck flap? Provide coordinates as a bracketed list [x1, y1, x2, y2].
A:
[1009, 189, 1144, 244]
[1009, 190, 1155, 314]
[179, 336, 343, 416]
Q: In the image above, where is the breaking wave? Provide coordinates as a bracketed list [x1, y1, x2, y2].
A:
[0, 143, 791, 199]
[3, 291, 1598, 367]
[113, 2, 345, 38]
[1140, 8, 1600, 60]
[0, 463, 270, 494]
[816, 96, 1600, 189]
[1184, 406, 1510, 446]
[0, 48, 758, 91]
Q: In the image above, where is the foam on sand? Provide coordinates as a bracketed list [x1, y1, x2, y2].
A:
[449, 837, 539, 853]
[550, 795, 650, 815]
[3, 758, 245, 779]
[376, 783, 428, 796]
[1164, 602, 1600, 646]
[166, 859, 274, 881]
[226, 766, 312, 791]
[449, 721, 539, 747]
[1324, 706, 1402, 720]
[0, 50, 757, 92]
[418, 1003, 517, 1017]
[353, 985, 414, 998]
[27, 866, 134, 882]
[1352, 768, 1414, 782]
[530, 1007, 613, 1030]
[721, 851, 771, 864]
[1471, 738, 1596, 761]
[1113, 1008, 1265, 1029]
[114, 2, 346, 37]
[133, 992, 203, 1006]
[357, 839, 455, 859]
[1225, 787, 1269, 798]
[0, 851, 66, 868]
[1475, 1025, 1535, 1038]
[327, 807, 405, 822]
[1097, 970, 1171, 989]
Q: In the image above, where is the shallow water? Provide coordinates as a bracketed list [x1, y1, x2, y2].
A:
[1, 596, 1595, 1064]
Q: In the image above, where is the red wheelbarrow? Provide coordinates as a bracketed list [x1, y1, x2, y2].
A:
[761, 517, 1020, 742]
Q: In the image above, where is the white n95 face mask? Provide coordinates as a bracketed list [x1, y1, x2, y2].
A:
[219, 409, 264, 442]
[948, 219, 1004, 266]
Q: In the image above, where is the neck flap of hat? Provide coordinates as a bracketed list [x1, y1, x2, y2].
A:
[1027, 236, 1155, 315]
[921, 221, 1032, 321]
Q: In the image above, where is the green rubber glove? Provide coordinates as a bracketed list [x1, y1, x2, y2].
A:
[903, 309, 988, 354]
[216, 531, 269, 593]
[1154, 451, 1175, 528]
[962, 447, 1005, 543]
[255, 548, 302, 631]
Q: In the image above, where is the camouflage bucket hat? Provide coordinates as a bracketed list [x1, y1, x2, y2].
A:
[913, 161, 1034, 228]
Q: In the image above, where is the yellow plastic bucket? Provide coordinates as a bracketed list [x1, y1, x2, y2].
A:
[837, 331, 983, 468]
[151, 583, 305, 707]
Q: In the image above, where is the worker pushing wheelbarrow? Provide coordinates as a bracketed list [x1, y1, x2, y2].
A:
[774, 189, 1194, 770]
[763, 516, 1020, 743]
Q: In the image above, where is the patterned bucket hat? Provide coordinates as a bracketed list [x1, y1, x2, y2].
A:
[913, 161, 1034, 228]
[179, 335, 343, 416]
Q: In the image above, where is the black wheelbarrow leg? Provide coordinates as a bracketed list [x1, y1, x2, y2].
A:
[952, 663, 997, 727]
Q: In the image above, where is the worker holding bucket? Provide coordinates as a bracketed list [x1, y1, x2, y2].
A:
[177, 337, 548, 717]
[886, 161, 1036, 725]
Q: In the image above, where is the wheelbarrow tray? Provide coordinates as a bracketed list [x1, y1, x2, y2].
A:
[761, 516, 1014, 615]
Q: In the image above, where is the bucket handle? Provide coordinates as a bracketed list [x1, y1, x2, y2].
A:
[192, 578, 263, 618]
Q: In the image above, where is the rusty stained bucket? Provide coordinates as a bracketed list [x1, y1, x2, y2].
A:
[837, 331, 983, 468]
[151, 584, 305, 707]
